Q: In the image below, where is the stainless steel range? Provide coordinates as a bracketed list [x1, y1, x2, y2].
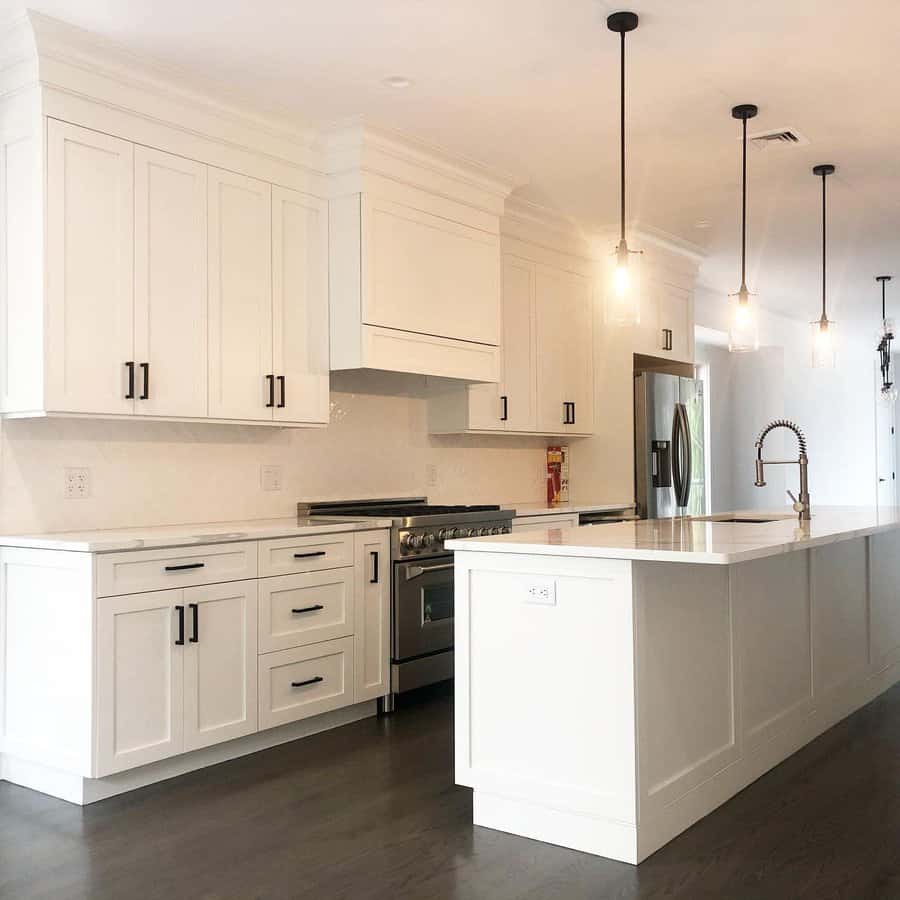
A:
[300, 498, 514, 710]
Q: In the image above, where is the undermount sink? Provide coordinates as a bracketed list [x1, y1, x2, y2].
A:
[691, 513, 796, 525]
[709, 517, 779, 524]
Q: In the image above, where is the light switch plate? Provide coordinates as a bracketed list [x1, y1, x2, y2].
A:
[261, 465, 283, 491]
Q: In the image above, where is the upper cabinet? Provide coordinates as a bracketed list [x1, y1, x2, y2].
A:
[329, 193, 502, 382]
[429, 244, 595, 437]
[629, 270, 696, 365]
[1, 116, 330, 426]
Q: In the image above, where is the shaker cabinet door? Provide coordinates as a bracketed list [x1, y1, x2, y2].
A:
[46, 120, 134, 415]
[354, 530, 391, 702]
[208, 168, 273, 421]
[134, 146, 208, 418]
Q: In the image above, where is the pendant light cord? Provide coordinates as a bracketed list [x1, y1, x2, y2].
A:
[619, 29, 626, 243]
[741, 117, 747, 289]
[821, 172, 827, 320]
[883, 279, 887, 322]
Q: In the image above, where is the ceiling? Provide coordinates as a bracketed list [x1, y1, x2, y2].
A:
[5, 0, 900, 329]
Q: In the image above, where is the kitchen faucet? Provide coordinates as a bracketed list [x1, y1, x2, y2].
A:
[754, 419, 811, 521]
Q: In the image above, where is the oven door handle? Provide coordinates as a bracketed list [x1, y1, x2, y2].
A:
[404, 562, 455, 580]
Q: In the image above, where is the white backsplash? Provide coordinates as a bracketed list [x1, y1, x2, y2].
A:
[0, 372, 548, 535]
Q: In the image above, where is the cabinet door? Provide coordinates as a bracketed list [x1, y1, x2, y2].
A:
[565, 273, 594, 434]
[272, 186, 329, 424]
[534, 264, 572, 433]
[354, 530, 391, 702]
[657, 283, 692, 362]
[183, 580, 258, 752]
[208, 168, 272, 421]
[46, 120, 134, 415]
[96, 589, 183, 776]
[361, 195, 501, 346]
[134, 147, 207, 418]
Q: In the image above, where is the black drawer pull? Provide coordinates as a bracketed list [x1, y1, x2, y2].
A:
[125, 361, 135, 399]
[291, 676, 324, 688]
[277, 375, 286, 409]
[165, 562, 206, 572]
[293, 551, 327, 559]
[189, 603, 199, 643]
[175, 605, 185, 645]
[291, 604, 325, 614]
[370, 550, 379, 584]
[140, 362, 150, 399]
[265, 374, 275, 408]
[500, 394, 508, 421]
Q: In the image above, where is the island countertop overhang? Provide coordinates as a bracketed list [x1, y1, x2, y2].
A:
[446, 507, 900, 565]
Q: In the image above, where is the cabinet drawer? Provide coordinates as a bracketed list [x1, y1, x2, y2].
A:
[96, 542, 257, 597]
[258, 533, 354, 577]
[258, 570, 354, 653]
[512, 514, 579, 531]
[258, 638, 355, 730]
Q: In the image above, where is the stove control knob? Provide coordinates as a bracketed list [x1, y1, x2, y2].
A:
[478, 527, 490, 536]
[501, 525, 511, 534]
[466, 527, 478, 537]
[442, 527, 458, 540]
[402, 533, 425, 550]
[491, 526, 503, 535]
[422, 532, 436, 546]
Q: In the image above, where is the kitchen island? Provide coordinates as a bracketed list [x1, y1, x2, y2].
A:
[447, 508, 900, 864]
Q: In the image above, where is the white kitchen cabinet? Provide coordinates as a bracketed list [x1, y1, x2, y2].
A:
[632, 277, 694, 364]
[272, 186, 330, 425]
[329, 192, 501, 381]
[512, 513, 579, 531]
[353, 530, 391, 702]
[208, 167, 273, 421]
[96, 588, 184, 776]
[46, 119, 134, 415]
[183, 580, 258, 751]
[134, 146, 208, 418]
[535, 263, 594, 435]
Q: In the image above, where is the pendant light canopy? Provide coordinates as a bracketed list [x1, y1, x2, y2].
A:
[810, 164, 837, 368]
[876, 275, 897, 403]
[728, 104, 760, 352]
[606, 11, 642, 326]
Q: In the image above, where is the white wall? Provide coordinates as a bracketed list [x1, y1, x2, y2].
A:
[0, 371, 548, 534]
[695, 287, 878, 510]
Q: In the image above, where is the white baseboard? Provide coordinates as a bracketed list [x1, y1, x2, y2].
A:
[1, 700, 376, 805]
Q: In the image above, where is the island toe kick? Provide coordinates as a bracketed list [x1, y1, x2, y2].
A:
[453, 530, 900, 864]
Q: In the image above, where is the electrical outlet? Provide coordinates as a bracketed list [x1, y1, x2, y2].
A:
[425, 463, 438, 488]
[64, 467, 91, 499]
[261, 465, 283, 491]
[525, 579, 556, 606]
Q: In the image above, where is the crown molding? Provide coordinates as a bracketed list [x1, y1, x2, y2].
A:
[324, 117, 524, 213]
[501, 195, 598, 260]
[632, 224, 707, 265]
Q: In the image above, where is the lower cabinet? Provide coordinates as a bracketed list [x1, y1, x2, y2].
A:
[94, 530, 389, 778]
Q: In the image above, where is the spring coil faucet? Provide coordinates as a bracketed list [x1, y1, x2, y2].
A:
[754, 419, 811, 521]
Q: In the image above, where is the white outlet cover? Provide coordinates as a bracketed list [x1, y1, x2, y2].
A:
[261, 465, 283, 491]
[64, 467, 91, 499]
[525, 579, 556, 606]
[425, 463, 438, 487]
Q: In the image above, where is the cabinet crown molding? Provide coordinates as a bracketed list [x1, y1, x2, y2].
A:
[324, 118, 524, 215]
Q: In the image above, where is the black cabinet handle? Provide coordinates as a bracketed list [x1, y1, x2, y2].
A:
[265, 374, 275, 408]
[189, 603, 199, 643]
[293, 550, 326, 559]
[370, 550, 379, 584]
[139, 362, 150, 399]
[125, 361, 135, 399]
[562, 402, 568, 425]
[291, 676, 324, 688]
[500, 395, 508, 422]
[291, 604, 325, 614]
[662, 328, 673, 351]
[175, 605, 185, 645]
[571, 402, 576, 425]
[563, 401, 574, 425]
[277, 375, 286, 409]
[165, 562, 206, 572]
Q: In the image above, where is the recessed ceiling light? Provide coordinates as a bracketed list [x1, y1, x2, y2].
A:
[383, 75, 413, 89]
[695, 219, 711, 229]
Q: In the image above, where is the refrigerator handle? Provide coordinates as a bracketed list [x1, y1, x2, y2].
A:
[673, 402, 692, 509]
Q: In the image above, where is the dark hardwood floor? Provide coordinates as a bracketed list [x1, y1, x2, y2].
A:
[1, 682, 899, 900]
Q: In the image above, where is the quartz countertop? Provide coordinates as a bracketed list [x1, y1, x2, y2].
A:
[506, 501, 635, 517]
[446, 507, 900, 565]
[0, 516, 393, 553]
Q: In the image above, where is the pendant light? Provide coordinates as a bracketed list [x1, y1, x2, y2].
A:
[810, 164, 837, 368]
[728, 104, 760, 352]
[876, 275, 897, 403]
[606, 11, 642, 326]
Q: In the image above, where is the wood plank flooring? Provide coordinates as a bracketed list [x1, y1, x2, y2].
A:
[1, 682, 898, 900]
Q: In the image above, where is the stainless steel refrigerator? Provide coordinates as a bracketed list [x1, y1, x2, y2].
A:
[634, 372, 707, 519]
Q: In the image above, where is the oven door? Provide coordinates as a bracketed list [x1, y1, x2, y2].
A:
[393, 556, 455, 661]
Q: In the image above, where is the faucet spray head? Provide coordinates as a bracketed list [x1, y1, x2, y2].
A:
[754, 459, 766, 487]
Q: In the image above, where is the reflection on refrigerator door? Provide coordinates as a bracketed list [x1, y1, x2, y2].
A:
[634, 372, 707, 519]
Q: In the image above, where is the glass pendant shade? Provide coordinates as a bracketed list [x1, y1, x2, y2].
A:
[728, 286, 759, 352]
[607, 239, 640, 326]
[810, 316, 837, 368]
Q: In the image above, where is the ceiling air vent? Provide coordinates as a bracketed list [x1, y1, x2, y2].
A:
[748, 128, 810, 148]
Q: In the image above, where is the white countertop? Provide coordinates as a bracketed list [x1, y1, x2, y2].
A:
[447, 507, 900, 565]
[506, 501, 635, 517]
[0, 516, 394, 553]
